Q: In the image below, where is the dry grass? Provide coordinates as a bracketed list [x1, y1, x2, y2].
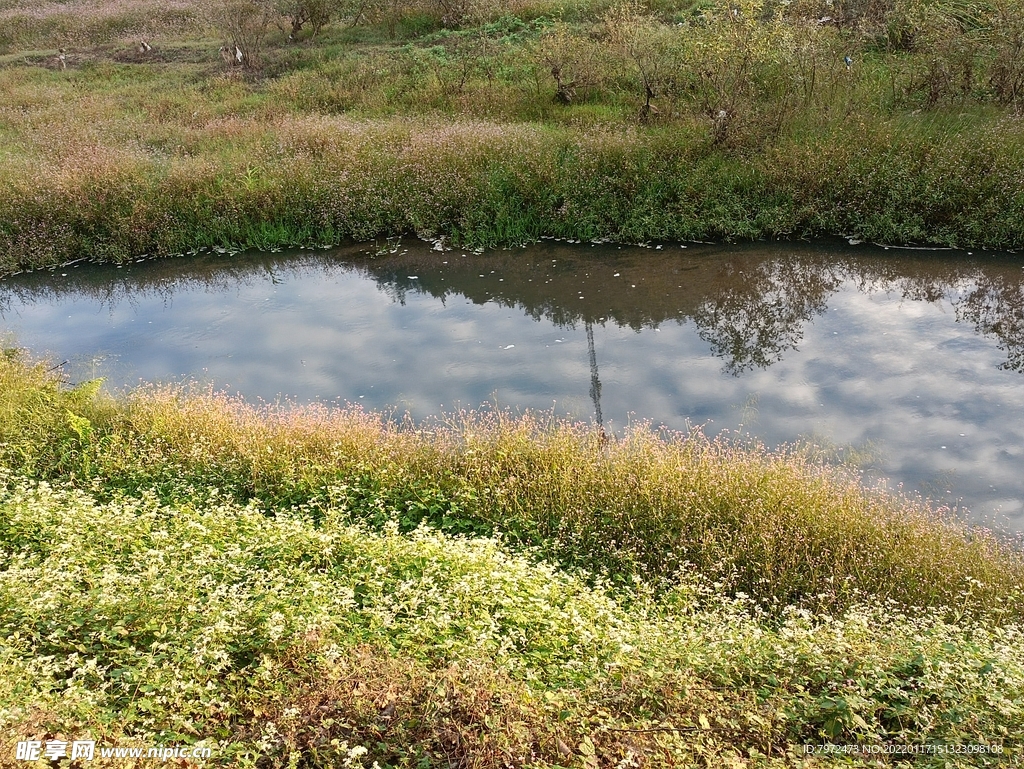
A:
[0, 0, 207, 51]
[2, 353, 1022, 619]
[121, 386, 1024, 617]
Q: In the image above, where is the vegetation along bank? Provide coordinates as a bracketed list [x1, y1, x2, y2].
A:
[4, 0, 1024, 765]
[1, 348, 1024, 766]
[2, 0, 1024, 274]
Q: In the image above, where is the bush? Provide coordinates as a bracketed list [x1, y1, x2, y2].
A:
[985, 0, 1024, 110]
[673, 0, 803, 144]
[537, 23, 605, 104]
[603, 0, 680, 122]
[276, 0, 342, 37]
[212, 0, 278, 68]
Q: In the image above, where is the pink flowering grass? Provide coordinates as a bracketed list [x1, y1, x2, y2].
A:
[3, 110, 1023, 276]
[0, 0, 206, 50]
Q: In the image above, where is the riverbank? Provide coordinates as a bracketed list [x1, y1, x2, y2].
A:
[3, 115, 1023, 279]
[1, 352, 1023, 766]
[3, 2, 1024, 763]
[2, 0, 1024, 275]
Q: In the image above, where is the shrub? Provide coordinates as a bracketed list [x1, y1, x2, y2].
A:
[212, 0, 278, 68]
[673, 0, 802, 144]
[985, 0, 1024, 110]
[537, 22, 605, 104]
[276, 0, 342, 37]
[603, 0, 679, 122]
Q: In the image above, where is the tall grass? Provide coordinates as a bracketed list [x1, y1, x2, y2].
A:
[2, 114, 1023, 276]
[3, 350, 1024, 766]
[2, 0, 1024, 269]
[0, 0, 207, 51]
[2, 352, 1022, 620]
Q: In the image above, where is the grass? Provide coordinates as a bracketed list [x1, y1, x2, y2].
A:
[4, 351, 1024, 619]
[1, 352, 1023, 766]
[4, 1, 1024, 763]
[2, 115, 1022, 276]
[1, 0, 1024, 273]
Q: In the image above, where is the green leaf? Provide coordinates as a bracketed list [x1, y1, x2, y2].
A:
[71, 378, 105, 401]
[65, 410, 93, 442]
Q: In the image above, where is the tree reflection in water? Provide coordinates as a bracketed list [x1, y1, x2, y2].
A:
[2, 240, 1023, 375]
[350, 242, 1024, 377]
[849, 253, 1024, 374]
[690, 257, 842, 374]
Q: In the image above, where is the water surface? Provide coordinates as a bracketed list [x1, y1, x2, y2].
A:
[2, 239, 1022, 531]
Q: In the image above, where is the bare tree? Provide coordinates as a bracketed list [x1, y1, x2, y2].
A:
[212, 0, 278, 69]
[538, 24, 604, 105]
[434, 0, 473, 27]
[277, 0, 341, 38]
[604, 1, 678, 122]
[987, 0, 1024, 112]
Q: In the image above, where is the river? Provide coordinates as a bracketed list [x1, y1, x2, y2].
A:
[2, 237, 1022, 532]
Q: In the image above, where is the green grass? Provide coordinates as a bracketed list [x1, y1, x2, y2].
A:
[3, 115, 1023, 275]
[1, 0, 1024, 274]
[5, 352, 1024, 620]
[3, 3, 1024, 762]
[1, 353, 1023, 767]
